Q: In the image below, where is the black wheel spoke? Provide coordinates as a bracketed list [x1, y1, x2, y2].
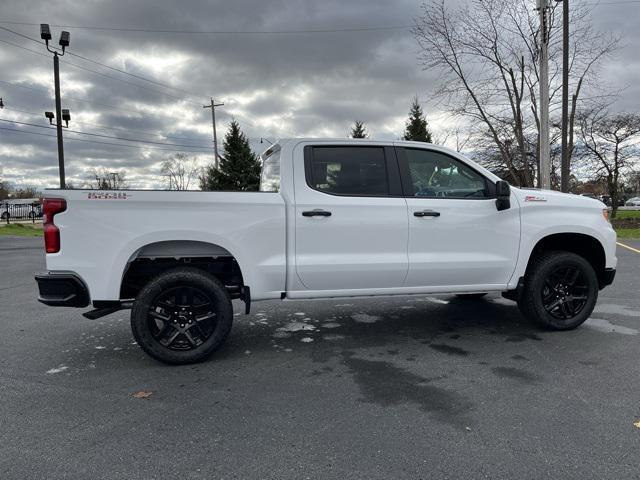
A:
[183, 330, 198, 347]
[149, 309, 171, 322]
[545, 298, 563, 313]
[157, 300, 175, 310]
[187, 322, 206, 339]
[160, 329, 181, 347]
[195, 311, 216, 323]
[541, 264, 590, 321]
[146, 284, 219, 352]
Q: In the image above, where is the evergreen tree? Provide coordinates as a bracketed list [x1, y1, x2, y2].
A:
[199, 120, 261, 191]
[403, 97, 433, 142]
[350, 120, 368, 138]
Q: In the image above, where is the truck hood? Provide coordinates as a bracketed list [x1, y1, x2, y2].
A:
[512, 187, 606, 209]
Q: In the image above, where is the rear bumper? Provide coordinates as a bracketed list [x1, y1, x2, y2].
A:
[35, 271, 90, 307]
[600, 268, 616, 289]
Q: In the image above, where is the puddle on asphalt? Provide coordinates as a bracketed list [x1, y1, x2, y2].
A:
[584, 318, 638, 335]
[593, 304, 640, 317]
[352, 313, 381, 324]
[340, 351, 473, 428]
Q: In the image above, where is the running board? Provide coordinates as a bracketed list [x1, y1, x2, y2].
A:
[83, 301, 133, 320]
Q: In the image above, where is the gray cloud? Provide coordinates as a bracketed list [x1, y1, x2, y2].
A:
[0, 0, 638, 189]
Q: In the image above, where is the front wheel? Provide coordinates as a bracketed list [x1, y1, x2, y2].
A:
[131, 267, 233, 364]
[518, 251, 598, 330]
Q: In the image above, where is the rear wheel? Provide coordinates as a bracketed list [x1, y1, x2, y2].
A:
[131, 267, 233, 364]
[518, 251, 598, 330]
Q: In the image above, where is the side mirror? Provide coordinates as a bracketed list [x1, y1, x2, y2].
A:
[495, 180, 511, 211]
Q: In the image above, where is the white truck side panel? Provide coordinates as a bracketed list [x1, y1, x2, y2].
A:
[507, 188, 617, 288]
[45, 191, 286, 301]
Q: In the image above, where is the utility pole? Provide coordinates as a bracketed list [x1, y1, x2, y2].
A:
[537, 0, 551, 190]
[203, 98, 224, 169]
[559, 0, 570, 192]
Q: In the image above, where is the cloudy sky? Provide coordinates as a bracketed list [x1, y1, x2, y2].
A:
[0, 0, 638, 189]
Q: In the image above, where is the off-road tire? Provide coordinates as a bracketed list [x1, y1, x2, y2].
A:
[518, 251, 598, 330]
[131, 267, 233, 364]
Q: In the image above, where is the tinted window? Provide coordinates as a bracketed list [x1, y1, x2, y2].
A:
[404, 149, 487, 198]
[309, 147, 389, 196]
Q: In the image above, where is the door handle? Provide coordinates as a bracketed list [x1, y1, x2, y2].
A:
[302, 209, 332, 217]
[414, 210, 440, 217]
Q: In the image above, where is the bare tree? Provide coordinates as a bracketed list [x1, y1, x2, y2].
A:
[87, 168, 128, 190]
[161, 154, 200, 190]
[433, 125, 473, 153]
[414, 0, 618, 187]
[577, 107, 640, 217]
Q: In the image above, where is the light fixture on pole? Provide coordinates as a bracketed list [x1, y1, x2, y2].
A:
[41, 23, 71, 189]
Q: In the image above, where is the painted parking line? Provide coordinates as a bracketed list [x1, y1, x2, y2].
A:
[617, 242, 640, 254]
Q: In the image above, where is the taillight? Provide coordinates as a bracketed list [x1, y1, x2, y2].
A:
[43, 198, 66, 253]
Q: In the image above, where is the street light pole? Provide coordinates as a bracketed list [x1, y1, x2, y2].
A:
[53, 52, 65, 189]
[537, 0, 551, 190]
[41, 24, 70, 189]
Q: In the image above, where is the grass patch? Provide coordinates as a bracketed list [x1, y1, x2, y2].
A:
[614, 210, 640, 220]
[0, 223, 43, 237]
[616, 228, 640, 240]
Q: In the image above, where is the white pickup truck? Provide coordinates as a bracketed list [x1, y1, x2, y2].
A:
[36, 139, 617, 364]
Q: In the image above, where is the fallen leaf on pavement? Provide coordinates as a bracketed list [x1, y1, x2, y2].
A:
[634, 420, 640, 429]
[132, 390, 153, 399]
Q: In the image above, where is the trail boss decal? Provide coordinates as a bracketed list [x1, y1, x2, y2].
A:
[87, 192, 131, 200]
[524, 195, 547, 202]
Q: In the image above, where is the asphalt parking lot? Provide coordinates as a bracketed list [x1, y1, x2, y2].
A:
[1, 237, 639, 479]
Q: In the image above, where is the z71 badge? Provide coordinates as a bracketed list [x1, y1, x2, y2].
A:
[87, 192, 131, 200]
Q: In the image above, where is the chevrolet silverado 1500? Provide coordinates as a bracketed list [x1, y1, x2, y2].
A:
[35, 139, 617, 364]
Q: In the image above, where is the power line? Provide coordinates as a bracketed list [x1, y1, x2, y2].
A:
[0, 79, 125, 111]
[0, 26, 294, 138]
[0, 126, 212, 153]
[1, 80, 292, 140]
[0, 21, 413, 35]
[0, 118, 211, 149]
[2, 105, 207, 142]
[0, 36, 203, 105]
[0, 25, 204, 103]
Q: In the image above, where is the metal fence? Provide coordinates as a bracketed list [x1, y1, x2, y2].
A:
[1, 202, 43, 224]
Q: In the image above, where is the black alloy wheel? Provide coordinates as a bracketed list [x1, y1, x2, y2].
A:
[518, 251, 598, 331]
[147, 286, 218, 351]
[131, 267, 233, 364]
[541, 266, 589, 320]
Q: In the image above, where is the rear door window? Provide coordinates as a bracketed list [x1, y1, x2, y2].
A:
[306, 147, 389, 196]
